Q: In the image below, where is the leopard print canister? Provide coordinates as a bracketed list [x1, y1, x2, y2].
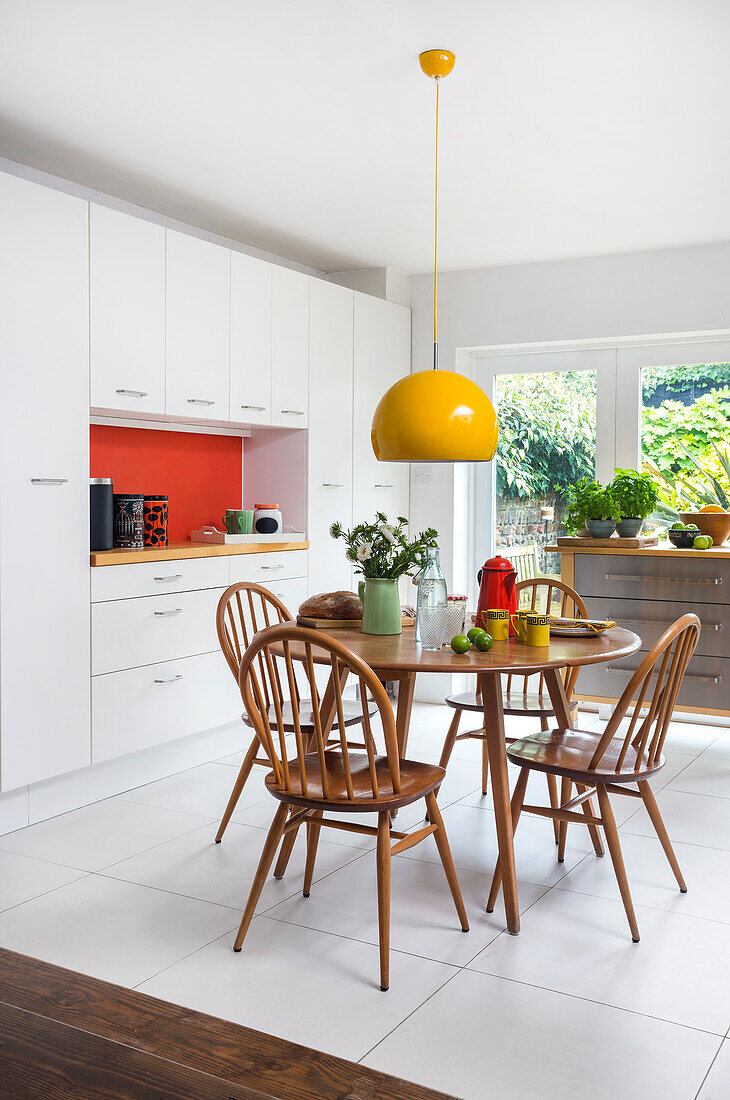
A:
[143, 495, 169, 547]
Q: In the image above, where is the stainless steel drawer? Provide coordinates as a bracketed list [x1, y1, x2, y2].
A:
[583, 596, 728, 659]
[574, 553, 730, 605]
[576, 650, 730, 713]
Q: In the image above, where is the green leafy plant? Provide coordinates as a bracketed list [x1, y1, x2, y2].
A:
[329, 513, 438, 579]
[560, 478, 618, 533]
[610, 468, 659, 519]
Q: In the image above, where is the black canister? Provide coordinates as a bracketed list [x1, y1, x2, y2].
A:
[113, 493, 144, 549]
[90, 477, 114, 551]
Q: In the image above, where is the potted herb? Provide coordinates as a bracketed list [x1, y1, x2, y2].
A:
[330, 513, 438, 634]
[610, 468, 660, 537]
[562, 477, 619, 538]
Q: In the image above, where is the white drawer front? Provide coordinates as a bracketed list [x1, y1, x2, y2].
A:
[91, 557, 230, 602]
[92, 587, 224, 675]
[92, 651, 231, 763]
[263, 576, 308, 618]
[229, 550, 308, 586]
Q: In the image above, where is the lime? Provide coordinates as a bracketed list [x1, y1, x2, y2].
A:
[670, 521, 685, 530]
[450, 634, 471, 654]
[474, 632, 494, 652]
[694, 534, 712, 549]
[685, 523, 700, 531]
[467, 627, 486, 643]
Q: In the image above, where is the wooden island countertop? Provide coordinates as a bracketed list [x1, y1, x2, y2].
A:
[548, 542, 730, 558]
[91, 540, 309, 567]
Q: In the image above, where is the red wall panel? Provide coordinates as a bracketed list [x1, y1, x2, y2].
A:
[90, 425, 242, 542]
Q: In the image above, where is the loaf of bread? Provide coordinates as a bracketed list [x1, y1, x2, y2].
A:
[298, 591, 363, 620]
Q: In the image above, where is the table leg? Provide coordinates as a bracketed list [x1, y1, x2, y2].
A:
[394, 672, 416, 757]
[480, 671, 520, 935]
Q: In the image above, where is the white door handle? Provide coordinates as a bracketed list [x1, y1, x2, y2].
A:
[154, 574, 184, 583]
[154, 609, 183, 616]
[116, 388, 148, 398]
[154, 674, 183, 684]
[187, 398, 215, 406]
[31, 478, 68, 485]
[240, 404, 266, 411]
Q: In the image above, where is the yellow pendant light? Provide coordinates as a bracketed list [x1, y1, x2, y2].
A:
[371, 49, 499, 463]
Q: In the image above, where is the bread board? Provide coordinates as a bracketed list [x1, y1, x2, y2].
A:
[297, 614, 415, 630]
[556, 535, 658, 548]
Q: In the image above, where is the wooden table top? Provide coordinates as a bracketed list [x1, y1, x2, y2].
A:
[278, 626, 641, 675]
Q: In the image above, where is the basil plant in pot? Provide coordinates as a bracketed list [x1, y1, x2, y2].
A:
[610, 468, 660, 538]
[330, 513, 438, 635]
[563, 477, 619, 538]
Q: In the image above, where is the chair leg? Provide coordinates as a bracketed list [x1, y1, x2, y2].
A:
[303, 810, 323, 897]
[546, 774, 560, 844]
[233, 802, 289, 951]
[486, 766, 528, 914]
[427, 708, 463, 821]
[596, 785, 640, 942]
[575, 782, 605, 857]
[272, 809, 300, 879]
[481, 735, 490, 796]
[557, 776, 571, 862]
[425, 792, 469, 931]
[215, 733, 260, 843]
[376, 812, 392, 991]
[638, 780, 687, 892]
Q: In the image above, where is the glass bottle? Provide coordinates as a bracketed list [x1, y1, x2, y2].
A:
[416, 547, 448, 649]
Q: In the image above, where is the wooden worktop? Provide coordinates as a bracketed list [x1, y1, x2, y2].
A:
[548, 542, 730, 558]
[90, 540, 309, 567]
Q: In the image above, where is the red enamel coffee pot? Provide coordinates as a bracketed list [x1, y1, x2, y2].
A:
[475, 555, 518, 634]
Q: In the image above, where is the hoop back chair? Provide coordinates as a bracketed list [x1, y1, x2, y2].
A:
[439, 577, 598, 854]
[214, 582, 373, 846]
[233, 622, 469, 990]
[487, 613, 701, 941]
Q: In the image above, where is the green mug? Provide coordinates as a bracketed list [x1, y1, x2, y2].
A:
[223, 509, 253, 534]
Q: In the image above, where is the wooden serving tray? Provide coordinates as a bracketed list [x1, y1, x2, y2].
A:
[297, 614, 415, 629]
[556, 535, 659, 548]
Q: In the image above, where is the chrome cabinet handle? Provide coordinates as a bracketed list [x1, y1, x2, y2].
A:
[322, 482, 344, 487]
[280, 409, 304, 415]
[602, 614, 723, 632]
[154, 608, 183, 616]
[154, 574, 183, 583]
[154, 675, 183, 684]
[31, 477, 68, 485]
[606, 665, 721, 684]
[187, 398, 215, 406]
[240, 404, 266, 411]
[374, 483, 394, 488]
[605, 572, 723, 586]
[115, 388, 148, 398]
[260, 564, 284, 571]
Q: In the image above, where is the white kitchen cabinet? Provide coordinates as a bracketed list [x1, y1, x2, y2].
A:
[308, 279, 354, 595]
[165, 230, 230, 420]
[264, 576, 308, 616]
[0, 172, 90, 790]
[90, 205, 165, 415]
[271, 266, 309, 427]
[353, 292, 411, 525]
[230, 251, 271, 426]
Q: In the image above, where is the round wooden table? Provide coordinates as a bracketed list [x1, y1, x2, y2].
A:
[293, 625, 641, 935]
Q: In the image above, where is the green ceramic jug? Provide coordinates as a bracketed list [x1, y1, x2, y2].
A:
[358, 578, 402, 635]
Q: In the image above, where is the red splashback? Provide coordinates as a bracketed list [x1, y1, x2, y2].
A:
[90, 425, 242, 542]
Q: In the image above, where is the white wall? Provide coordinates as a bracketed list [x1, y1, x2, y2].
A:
[409, 241, 730, 591]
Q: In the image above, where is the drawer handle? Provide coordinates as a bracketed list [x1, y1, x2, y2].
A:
[154, 608, 183, 616]
[31, 477, 68, 485]
[154, 574, 184, 582]
[374, 483, 394, 488]
[115, 388, 148, 398]
[260, 565, 285, 571]
[280, 409, 304, 415]
[605, 572, 723, 586]
[322, 482, 344, 488]
[154, 675, 183, 684]
[603, 615, 723, 633]
[240, 404, 266, 411]
[187, 398, 216, 406]
[606, 665, 721, 684]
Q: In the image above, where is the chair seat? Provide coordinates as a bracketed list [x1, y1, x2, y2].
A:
[506, 727, 665, 785]
[265, 752, 445, 812]
[445, 690, 577, 719]
[243, 697, 376, 733]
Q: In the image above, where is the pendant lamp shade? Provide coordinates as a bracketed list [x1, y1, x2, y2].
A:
[372, 369, 498, 462]
[370, 49, 499, 463]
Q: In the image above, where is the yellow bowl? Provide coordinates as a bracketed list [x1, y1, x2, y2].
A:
[680, 511, 730, 546]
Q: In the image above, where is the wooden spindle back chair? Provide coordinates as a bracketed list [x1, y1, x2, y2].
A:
[488, 613, 701, 941]
[232, 623, 469, 990]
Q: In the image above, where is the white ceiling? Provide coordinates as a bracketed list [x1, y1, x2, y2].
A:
[2, 0, 729, 274]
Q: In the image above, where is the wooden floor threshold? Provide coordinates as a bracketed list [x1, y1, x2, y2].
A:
[0, 947, 455, 1099]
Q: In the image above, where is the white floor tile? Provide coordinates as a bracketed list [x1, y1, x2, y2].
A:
[0, 798, 211, 871]
[556, 831, 730, 925]
[468, 888, 730, 1034]
[104, 820, 365, 911]
[0, 874, 237, 987]
[266, 851, 546, 966]
[668, 753, 730, 800]
[119, 761, 269, 818]
[661, 720, 722, 756]
[697, 1040, 730, 1100]
[622, 789, 730, 851]
[363, 968, 718, 1100]
[138, 918, 456, 1061]
[0, 850, 85, 912]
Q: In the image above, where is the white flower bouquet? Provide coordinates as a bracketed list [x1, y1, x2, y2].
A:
[329, 513, 438, 580]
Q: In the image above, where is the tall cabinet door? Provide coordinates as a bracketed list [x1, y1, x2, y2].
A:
[271, 266, 309, 428]
[307, 280, 353, 595]
[0, 173, 90, 790]
[90, 205, 165, 414]
[230, 251, 271, 426]
[353, 293, 411, 524]
[165, 230, 230, 421]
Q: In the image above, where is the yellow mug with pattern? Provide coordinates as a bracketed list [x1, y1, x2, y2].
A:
[525, 612, 550, 647]
[485, 608, 509, 641]
[510, 609, 530, 643]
